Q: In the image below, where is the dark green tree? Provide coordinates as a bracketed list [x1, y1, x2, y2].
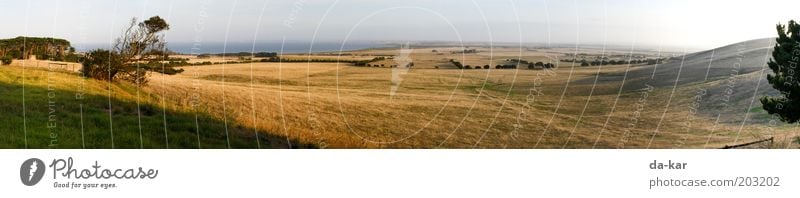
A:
[0, 36, 72, 60]
[761, 20, 800, 123]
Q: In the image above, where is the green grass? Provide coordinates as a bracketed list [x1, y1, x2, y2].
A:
[0, 66, 310, 149]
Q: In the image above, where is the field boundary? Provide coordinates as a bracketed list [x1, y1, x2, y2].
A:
[721, 137, 774, 149]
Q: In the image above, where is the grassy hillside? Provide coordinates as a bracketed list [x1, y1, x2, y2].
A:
[0, 66, 306, 148]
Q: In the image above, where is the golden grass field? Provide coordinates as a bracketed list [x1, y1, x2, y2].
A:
[132, 46, 796, 148]
[2, 44, 793, 148]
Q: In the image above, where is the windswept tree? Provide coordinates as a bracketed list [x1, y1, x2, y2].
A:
[761, 20, 800, 123]
[82, 16, 180, 85]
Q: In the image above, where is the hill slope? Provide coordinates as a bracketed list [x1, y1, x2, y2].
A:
[575, 38, 774, 92]
[566, 38, 795, 147]
[0, 65, 305, 148]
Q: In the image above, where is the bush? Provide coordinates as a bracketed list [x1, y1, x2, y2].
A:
[64, 54, 81, 62]
[81, 49, 121, 81]
[0, 56, 11, 65]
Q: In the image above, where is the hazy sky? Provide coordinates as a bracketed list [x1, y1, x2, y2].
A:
[0, 0, 798, 50]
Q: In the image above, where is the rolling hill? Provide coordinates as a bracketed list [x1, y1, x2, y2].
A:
[0, 65, 305, 148]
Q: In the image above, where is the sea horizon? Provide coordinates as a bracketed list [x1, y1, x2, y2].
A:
[73, 41, 392, 54]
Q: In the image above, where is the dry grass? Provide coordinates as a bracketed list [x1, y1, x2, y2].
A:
[136, 47, 796, 148]
[3, 46, 790, 148]
[8, 59, 81, 72]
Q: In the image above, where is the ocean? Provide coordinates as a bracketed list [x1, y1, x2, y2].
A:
[75, 41, 391, 54]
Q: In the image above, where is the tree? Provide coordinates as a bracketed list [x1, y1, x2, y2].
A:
[761, 20, 800, 123]
[82, 16, 178, 85]
[0, 37, 72, 60]
[580, 60, 589, 67]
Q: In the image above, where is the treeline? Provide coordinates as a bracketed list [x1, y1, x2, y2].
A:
[508, 59, 556, 69]
[450, 59, 550, 70]
[451, 49, 478, 54]
[0, 36, 78, 63]
[196, 52, 277, 58]
[165, 56, 387, 67]
[560, 58, 667, 66]
[257, 56, 381, 65]
[450, 59, 465, 68]
[352, 57, 386, 66]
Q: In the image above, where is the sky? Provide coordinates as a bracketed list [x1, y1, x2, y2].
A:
[0, 0, 798, 51]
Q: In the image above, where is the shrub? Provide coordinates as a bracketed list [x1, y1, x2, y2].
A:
[0, 56, 11, 65]
[81, 49, 122, 81]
